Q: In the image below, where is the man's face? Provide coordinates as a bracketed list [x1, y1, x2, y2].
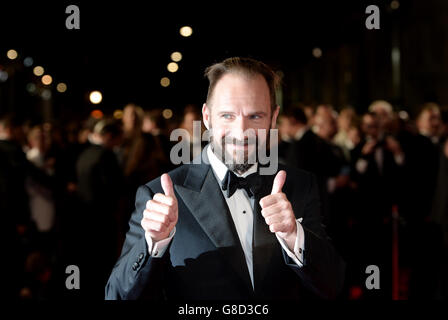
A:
[418, 109, 441, 137]
[315, 114, 337, 141]
[202, 73, 279, 173]
[362, 114, 379, 139]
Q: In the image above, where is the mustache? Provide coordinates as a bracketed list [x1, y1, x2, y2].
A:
[221, 136, 257, 146]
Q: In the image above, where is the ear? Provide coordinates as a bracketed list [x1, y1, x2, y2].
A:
[271, 105, 280, 129]
[202, 103, 210, 130]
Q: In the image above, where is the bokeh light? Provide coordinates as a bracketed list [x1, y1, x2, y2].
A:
[179, 26, 193, 37]
[162, 108, 173, 119]
[56, 83, 67, 93]
[113, 109, 123, 119]
[391, 1, 400, 10]
[171, 52, 182, 62]
[41, 89, 52, 100]
[312, 47, 323, 58]
[167, 62, 179, 73]
[0, 70, 8, 82]
[160, 77, 170, 87]
[24, 57, 34, 67]
[89, 91, 103, 104]
[41, 75, 53, 85]
[26, 83, 37, 93]
[91, 109, 104, 119]
[33, 66, 44, 76]
[7, 49, 18, 60]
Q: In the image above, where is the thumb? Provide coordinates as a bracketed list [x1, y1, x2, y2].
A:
[271, 170, 286, 194]
[161, 173, 175, 197]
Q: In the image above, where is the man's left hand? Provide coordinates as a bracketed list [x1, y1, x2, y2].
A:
[259, 170, 297, 251]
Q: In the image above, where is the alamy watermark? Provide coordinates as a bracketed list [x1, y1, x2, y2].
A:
[169, 121, 279, 175]
[365, 5, 380, 30]
[65, 265, 80, 290]
[365, 265, 380, 290]
[66, 5, 80, 30]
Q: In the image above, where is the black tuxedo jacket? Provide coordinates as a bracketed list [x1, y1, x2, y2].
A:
[105, 151, 345, 300]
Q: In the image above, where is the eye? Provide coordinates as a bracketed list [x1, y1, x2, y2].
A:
[221, 113, 234, 120]
[249, 114, 262, 120]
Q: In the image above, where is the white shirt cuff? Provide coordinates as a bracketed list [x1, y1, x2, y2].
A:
[145, 227, 176, 258]
[276, 218, 305, 267]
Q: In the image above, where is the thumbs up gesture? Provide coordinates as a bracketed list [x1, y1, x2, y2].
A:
[259, 170, 297, 250]
[141, 173, 178, 242]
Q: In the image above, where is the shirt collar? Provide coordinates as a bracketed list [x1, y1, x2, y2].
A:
[206, 145, 258, 182]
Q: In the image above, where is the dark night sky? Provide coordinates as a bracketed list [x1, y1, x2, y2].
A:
[0, 0, 406, 121]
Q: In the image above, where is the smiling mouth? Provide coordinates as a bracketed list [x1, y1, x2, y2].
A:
[226, 143, 255, 152]
[229, 143, 249, 148]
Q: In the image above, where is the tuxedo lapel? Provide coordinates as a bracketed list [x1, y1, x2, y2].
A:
[174, 160, 253, 293]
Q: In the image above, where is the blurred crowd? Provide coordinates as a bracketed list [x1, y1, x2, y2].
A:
[278, 101, 448, 299]
[1, 100, 448, 300]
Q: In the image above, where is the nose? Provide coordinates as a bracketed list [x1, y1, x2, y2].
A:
[229, 116, 251, 141]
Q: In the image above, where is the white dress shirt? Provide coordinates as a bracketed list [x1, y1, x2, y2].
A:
[145, 145, 305, 289]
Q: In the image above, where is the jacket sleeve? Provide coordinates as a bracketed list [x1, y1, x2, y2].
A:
[105, 184, 169, 300]
[282, 173, 346, 299]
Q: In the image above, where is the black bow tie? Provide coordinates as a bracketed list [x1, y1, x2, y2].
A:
[221, 170, 262, 198]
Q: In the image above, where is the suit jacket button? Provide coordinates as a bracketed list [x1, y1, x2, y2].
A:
[138, 253, 144, 262]
[132, 262, 139, 271]
[154, 251, 159, 256]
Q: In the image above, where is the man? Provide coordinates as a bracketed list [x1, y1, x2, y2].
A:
[405, 103, 447, 299]
[0, 115, 31, 232]
[351, 112, 405, 219]
[416, 103, 443, 144]
[75, 118, 124, 299]
[0, 114, 32, 298]
[105, 57, 345, 300]
[281, 107, 341, 230]
[313, 109, 352, 249]
[349, 112, 406, 298]
[282, 107, 340, 178]
[396, 104, 441, 225]
[333, 108, 358, 159]
[368, 100, 394, 135]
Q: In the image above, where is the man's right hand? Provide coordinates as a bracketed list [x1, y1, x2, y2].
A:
[362, 139, 377, 155]
[141, 173, 178, 242]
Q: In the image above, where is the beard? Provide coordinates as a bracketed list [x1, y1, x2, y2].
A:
[209, 124, 272, 175]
